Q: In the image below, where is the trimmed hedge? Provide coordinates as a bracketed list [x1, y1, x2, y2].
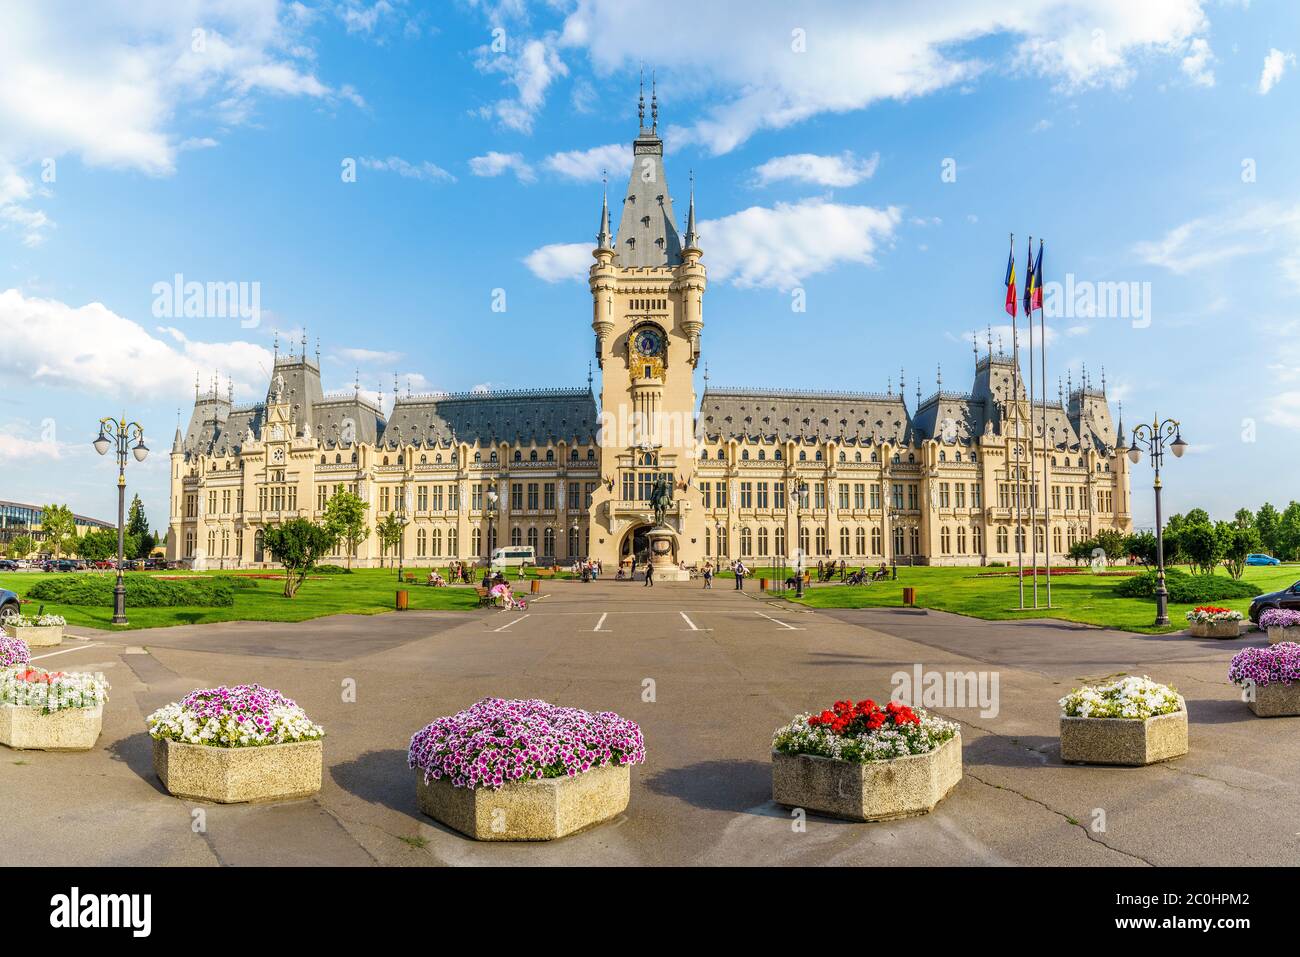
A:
[312, 564, 353, 575]
[26, 575, 236, 607]
[1114, 568, 1261, 603]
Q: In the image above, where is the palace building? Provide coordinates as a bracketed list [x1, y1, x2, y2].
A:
[167, 95, 1132, 571]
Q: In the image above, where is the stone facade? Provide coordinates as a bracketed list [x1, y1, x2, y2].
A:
[0, 703, 102, 751]
[1059, 698, 1189, 765]
[167, 107, 1131, 571]
[153, 737, 323, 804]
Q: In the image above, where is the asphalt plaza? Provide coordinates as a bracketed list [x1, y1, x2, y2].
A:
[1, 579, 1292, 866]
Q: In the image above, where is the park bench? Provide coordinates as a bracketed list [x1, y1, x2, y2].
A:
[474, 586, 493, 607]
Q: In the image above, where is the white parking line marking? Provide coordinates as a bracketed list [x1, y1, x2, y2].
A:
[593, 612, 609, 632]
[679, 611, 712, 632]
[755, 610, 803, 631]
[31, 643, 102, 661]
[494, 615, 530, 632]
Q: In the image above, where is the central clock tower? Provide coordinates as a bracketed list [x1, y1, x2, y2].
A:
[587, 84, 707, 569]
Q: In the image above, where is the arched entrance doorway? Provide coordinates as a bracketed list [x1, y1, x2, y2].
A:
[618, 523, 677, 568]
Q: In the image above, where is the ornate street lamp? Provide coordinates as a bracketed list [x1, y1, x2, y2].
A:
[93, 416, 149, 625]
[396, 482, 410, 581]
[790, 479, 809, 598]
[1127, 416, 1187, 626]
[485, 487, 499, 567]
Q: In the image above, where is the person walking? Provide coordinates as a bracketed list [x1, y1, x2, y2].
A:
[734, 559, 746, 591]
[703, 562, 713, 589]
[644, 560, 654, 587]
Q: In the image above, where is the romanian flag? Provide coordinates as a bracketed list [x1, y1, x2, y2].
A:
[1032, 240, 1044, 311]
[1024, 241, 1043, 314]
[1004, 242, 1017, 317]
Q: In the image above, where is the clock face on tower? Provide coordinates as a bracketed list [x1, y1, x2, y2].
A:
[634, 328, 663, 356]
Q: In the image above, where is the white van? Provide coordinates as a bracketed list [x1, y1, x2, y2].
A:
[490, 546, 536, 569]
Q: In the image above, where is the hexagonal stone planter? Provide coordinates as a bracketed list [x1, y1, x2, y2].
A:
[153, 738, 322, 804]
[415, 763, 630, 841]
[1267, 626, 1300, 645]
[771, 734, 962, 822]
[1248, 682, 1300, 717]
[1060, 696, 1188, 766]
[2, 623, 62, 647]
[0, 703, 102, 751]
[1188, 621, 1241, 639]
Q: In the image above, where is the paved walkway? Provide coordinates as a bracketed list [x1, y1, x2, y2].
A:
[1, 580, 1292, 865]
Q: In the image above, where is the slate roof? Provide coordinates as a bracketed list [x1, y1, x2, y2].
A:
[700, 388, 913, 445]
[613, 128, 682, 268]
[379, 389, 598, 448]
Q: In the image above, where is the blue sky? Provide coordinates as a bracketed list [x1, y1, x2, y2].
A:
[1, 0, 1297, 532]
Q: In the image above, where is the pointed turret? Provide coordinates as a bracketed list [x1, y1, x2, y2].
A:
[596, 177, 612, 250]
[683, 173, 700, 252]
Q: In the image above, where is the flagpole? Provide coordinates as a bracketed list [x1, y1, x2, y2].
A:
[1011, 234, 1024, 610]
[1040, 238, 1053, 607]
[1027, 234, 1039, 608]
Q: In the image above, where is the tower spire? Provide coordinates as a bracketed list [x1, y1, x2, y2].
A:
[683, 170, 699, 250]
[596, 170, 612, 250]
[638, 65, 645, 128]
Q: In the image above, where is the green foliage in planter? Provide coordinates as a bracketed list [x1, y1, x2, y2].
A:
[1114, 567, 1260, 603]
[27, 575, 236, 607]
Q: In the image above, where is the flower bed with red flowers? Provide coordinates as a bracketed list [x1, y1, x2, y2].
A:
[772, 697, 959, 763]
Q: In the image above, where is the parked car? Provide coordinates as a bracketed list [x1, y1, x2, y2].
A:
[1250, 580, 1300, 622]
[1246, 553, 1281, 566]
[44, 559, 77, 572]
[0, 560, 17, 571]
[0, 589, 19, 619]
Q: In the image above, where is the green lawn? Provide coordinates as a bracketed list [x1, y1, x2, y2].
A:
[0, 567, 481, 631]
[787, 564, 1300, 634]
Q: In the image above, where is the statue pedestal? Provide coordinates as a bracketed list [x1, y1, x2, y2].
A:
[647, 525, 690, 582]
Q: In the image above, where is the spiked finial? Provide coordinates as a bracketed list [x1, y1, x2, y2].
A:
[936, 363, 942, 391]
[354, 368, 360, 396]
[986, 324, 993, 358]
[1101, 365, 1107, 395]
[651, 70, 658, 132]
[587, 361, 593, 390]
[315, 337, 320, 366]
[273, 328, 279, 358]
[638, 65, 645, 127]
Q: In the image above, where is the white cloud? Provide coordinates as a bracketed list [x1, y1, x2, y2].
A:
[751, 151, 879, 188]
[700, 199, 900, 290]
[523, 243, 592, 283]
[0, 430, 62, 460]
[1135, 203, 1300, 284]
[0, 288, 272, 403]
[360, 155, 456, 183]
[0, 1, 363, 177]
[542, 143, 630, 182]
[475, 36, 568, 133]
[1180, 37, 1214, 87]
[1259, 48, 1294, 95]
[336, 347, 403, 365]
[469, 150, 536, 183]
[524, 199, 902, 290]
[559, 0, 1212, 154]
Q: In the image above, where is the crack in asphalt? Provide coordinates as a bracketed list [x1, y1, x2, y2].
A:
[962, 770, 1156, 866]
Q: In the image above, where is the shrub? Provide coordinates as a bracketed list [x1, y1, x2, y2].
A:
[1113, 568, 1260, 603]
[1230, 643, 1300, 688]
[27, 575, 235, 607]
[772, 697, 959, 762]
[0, 667, 109, 714]
[0, 636, 31, 668]
[146, 684, 324, 747]
[1059, 676, 1181, 720]
[408, 697, 646, 790]
[312, 564, 352, 575]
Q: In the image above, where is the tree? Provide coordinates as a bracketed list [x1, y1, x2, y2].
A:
[76, 528, 140, 563]
[1095, 528, 1127, 565]
[263, 519, 338, 597]
[1233, 508, 1256, 530]
[375, 512, 404, 570]
[1180, 521, 1222, 576]
[1068, 538, 1097, 566]
[1280, 502, 1300, 562]
[1256, 502, 1282, 556]
[7, 535, 36, 560]
[126, 494, 154, 559]
[323, 491, 368, 570]
[1124, 531, 1158, 567]
[39, 504, 77, 559]
[1218, 521, 1261, 580]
